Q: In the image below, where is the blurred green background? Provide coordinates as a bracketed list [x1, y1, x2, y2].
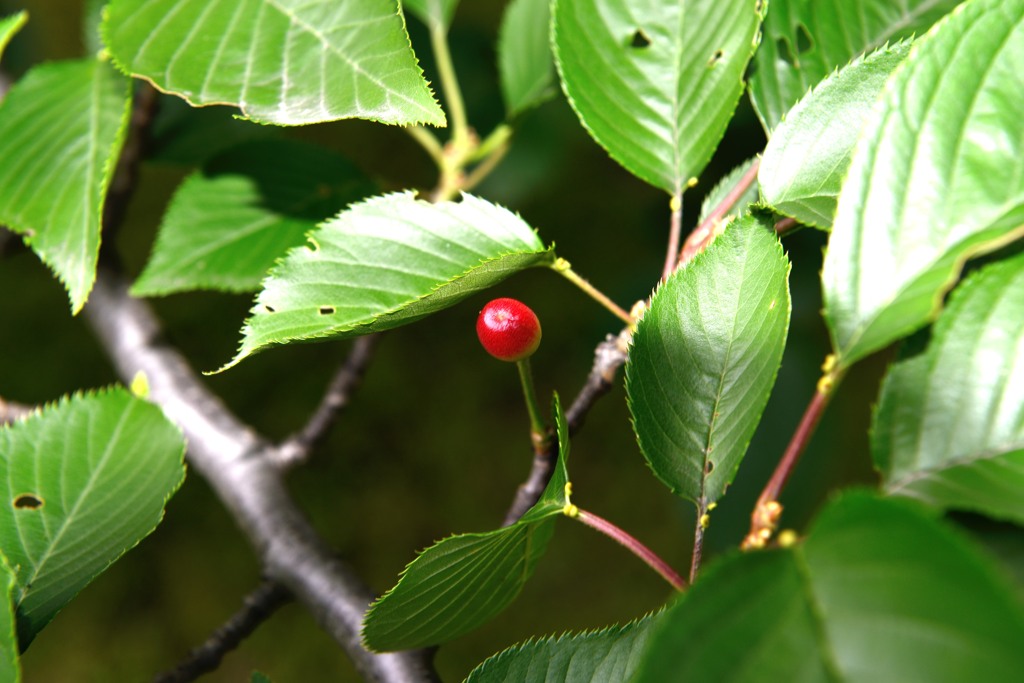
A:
[0, 1, 888, 681]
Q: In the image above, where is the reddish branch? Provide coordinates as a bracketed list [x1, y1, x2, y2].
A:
[678, 158, 761, 267]
[0, 396, 33, 425]
[743, 370, 840, 550]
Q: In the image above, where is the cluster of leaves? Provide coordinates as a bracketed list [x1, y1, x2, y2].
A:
[1, 0, 1023, 680]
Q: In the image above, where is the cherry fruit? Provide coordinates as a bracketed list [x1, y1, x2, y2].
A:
[476, 298, 542, 362]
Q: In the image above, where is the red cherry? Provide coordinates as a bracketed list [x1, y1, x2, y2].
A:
[476, 298, 542, 362]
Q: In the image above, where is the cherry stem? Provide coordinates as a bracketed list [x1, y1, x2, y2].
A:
[569, 507, 686, 592]
[553, 259, 634, 325]
[516, 358, 548, 451]
[743, 363, 843, 549]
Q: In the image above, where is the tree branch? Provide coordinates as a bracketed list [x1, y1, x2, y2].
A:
[85, 271, 439, 683]
[154, 580, 291, 683]
[275, 334, 379, 469]
[502, 328, 630, 526]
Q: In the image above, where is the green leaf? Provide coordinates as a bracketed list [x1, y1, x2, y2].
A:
[102, 0, 444, 127]
[0, 58, 131, 313]
[0, 11, 27, 63]
[499, 0, 556, 118]
[0, 556, 19, 683]
[218, 191, 555, 371]
[634, 492, 1024, 682]
[0, 388, 186, 647]
[748, 0, 960, 132]
[758, 40, 911, 230]
[250, 673, 272, 683]
[823, 0, 1024, 368]
[402, 0, 460, 29]
[465, 615, 656, 683]
[697, 158, 760, 226]
[626, 215, 790, 507]
[132, 140, 374, 296]
[148, 97, 280, 166]
[552, 0, 764, 194]
[872, 252, 1024, 523]
[362, 395, 570, 652]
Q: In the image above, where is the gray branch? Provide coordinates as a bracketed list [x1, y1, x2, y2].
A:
[86, 271, 437, 683]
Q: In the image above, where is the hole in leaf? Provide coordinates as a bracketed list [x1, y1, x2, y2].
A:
[708, 49, 725, 67]
[776, 37, 797, 66]
[264, 304, 276, 313]
[630, 29, 651, 48]
[704, 461, 714, 475]
[795, 23, 813, 54]
[13, 494, 43, 510]
[318, 306, 336, 316]
[306, 237, 320, 253]
[755, 0, 764, 12]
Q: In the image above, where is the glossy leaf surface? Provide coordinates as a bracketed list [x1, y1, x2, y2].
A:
[873, 252, 1024, 522]
[499, 0, 556, 117]
[749, 0, 960, 132]
[465, 615, 656, 683]
[0, 58, 130, 313]
[103, 0, 444, 126]
[759, 40, 911, 230]
[0, 389, 186, 646]
[626, 216, 790, 506]
[553, 0, 763, 193]
[634, 493, 1024, 682]
[132, 140, 374, 295]
[220, 192, 554, 371]
[362, 396, 570, 651]
[823, 0, 1024, 367]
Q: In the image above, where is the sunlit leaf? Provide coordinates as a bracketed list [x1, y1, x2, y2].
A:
[634, 492, 1024, 682]
[132, 139, 374, 295]
[823, 0, 1024, 367]
[759, 40, 911, 230]
[873, 252, 1024, 523]
[219, 191, 555, 371]
[626, 216, 790, 507]
[362, 395, 570, 651]
[749, 0, 961, 132]
[499, 0, 556, 117]
[465, 615, 656, 683]
[553, 0, 764, 193]
[0, 388, 186, 647]
[0, 58, 131, 313]
[103, 0, 444, 127]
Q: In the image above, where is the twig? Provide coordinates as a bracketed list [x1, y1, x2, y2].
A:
[153, 580, 291, 683]
[775, 216, 799, 235]
[570, 508, 686, 592]
[85, 272, 440, 682]
[0, 396, 34, 425]
[662, 192, 683, 281]
[502, 329, 630, 526]
[742, 366, 842, 550]
[275, 335, 379, 469]
[678, 158, 761, 267]
[689, 503, 706, 584]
